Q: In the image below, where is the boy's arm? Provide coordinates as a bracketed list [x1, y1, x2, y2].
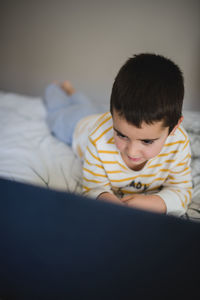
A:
[156, 135, 193, 216]
[97, 192, 123, 205]
[82, 136, 117, 202]
[121, 194, 167, 213]
[122, 142, 192, 216]
[155, 155, 192, 216]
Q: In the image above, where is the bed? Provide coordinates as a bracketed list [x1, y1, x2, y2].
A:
[0, 90, 200, 221]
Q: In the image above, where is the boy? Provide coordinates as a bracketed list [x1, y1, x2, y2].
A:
[43, 53, 192, 217]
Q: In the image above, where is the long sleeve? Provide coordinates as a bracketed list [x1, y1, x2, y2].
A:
[82, 136, 113, 199]
[156, 132, 192, 216]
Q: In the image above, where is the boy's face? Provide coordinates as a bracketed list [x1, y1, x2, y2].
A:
[112, 110, 170, 170]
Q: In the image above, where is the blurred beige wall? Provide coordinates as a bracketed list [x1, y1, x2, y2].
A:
[0, 0, 199, 110]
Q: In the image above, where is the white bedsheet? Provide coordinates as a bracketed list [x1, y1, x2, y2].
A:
[182, 110, 200, 203]
[0, 91, 82, 193]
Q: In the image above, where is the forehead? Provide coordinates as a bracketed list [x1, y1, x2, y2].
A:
[112, 109, 168, 139]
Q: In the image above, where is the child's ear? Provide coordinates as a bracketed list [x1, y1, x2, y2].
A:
[170, 116, 184, 135]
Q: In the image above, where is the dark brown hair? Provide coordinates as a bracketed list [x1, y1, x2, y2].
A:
[110, 53, 184, 133]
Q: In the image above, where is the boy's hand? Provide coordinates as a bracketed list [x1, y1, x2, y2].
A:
[121, 194, 167, 214]
[97, 192, 124, 206]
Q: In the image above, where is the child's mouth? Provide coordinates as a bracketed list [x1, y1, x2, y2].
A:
[127, 155, 142, 162]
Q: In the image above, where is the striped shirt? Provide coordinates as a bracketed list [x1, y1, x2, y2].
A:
[72, 112, 192, 216]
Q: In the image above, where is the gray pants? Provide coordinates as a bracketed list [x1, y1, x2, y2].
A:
[43, 84, 105, 145]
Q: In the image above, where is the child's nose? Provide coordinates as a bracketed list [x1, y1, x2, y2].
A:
[127, 142, 140, 157]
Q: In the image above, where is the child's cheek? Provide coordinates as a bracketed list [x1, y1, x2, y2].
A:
[145, 145, 162, 159]
[114, 137, 124, 151]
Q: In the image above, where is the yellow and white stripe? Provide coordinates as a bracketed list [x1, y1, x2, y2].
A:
[72, 112, 192, 216]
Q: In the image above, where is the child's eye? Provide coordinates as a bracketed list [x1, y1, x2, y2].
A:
[142, 139, 154, 145]
[117, 132, 127, 139]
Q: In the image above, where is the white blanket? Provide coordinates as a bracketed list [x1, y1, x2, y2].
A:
[0, 91, 82, 193]
[182, 110, 200, 203]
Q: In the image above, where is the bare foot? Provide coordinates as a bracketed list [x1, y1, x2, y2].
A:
[60, 80, 75, 96]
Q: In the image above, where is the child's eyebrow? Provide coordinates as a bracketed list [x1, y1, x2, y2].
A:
[113, 128, 128, 137]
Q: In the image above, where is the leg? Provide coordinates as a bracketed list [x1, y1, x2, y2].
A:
[47, 102, 102, 145]
[43, 81, 106, 145]
[43, 81, 93, 111]
[43, 83, 72, 111]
